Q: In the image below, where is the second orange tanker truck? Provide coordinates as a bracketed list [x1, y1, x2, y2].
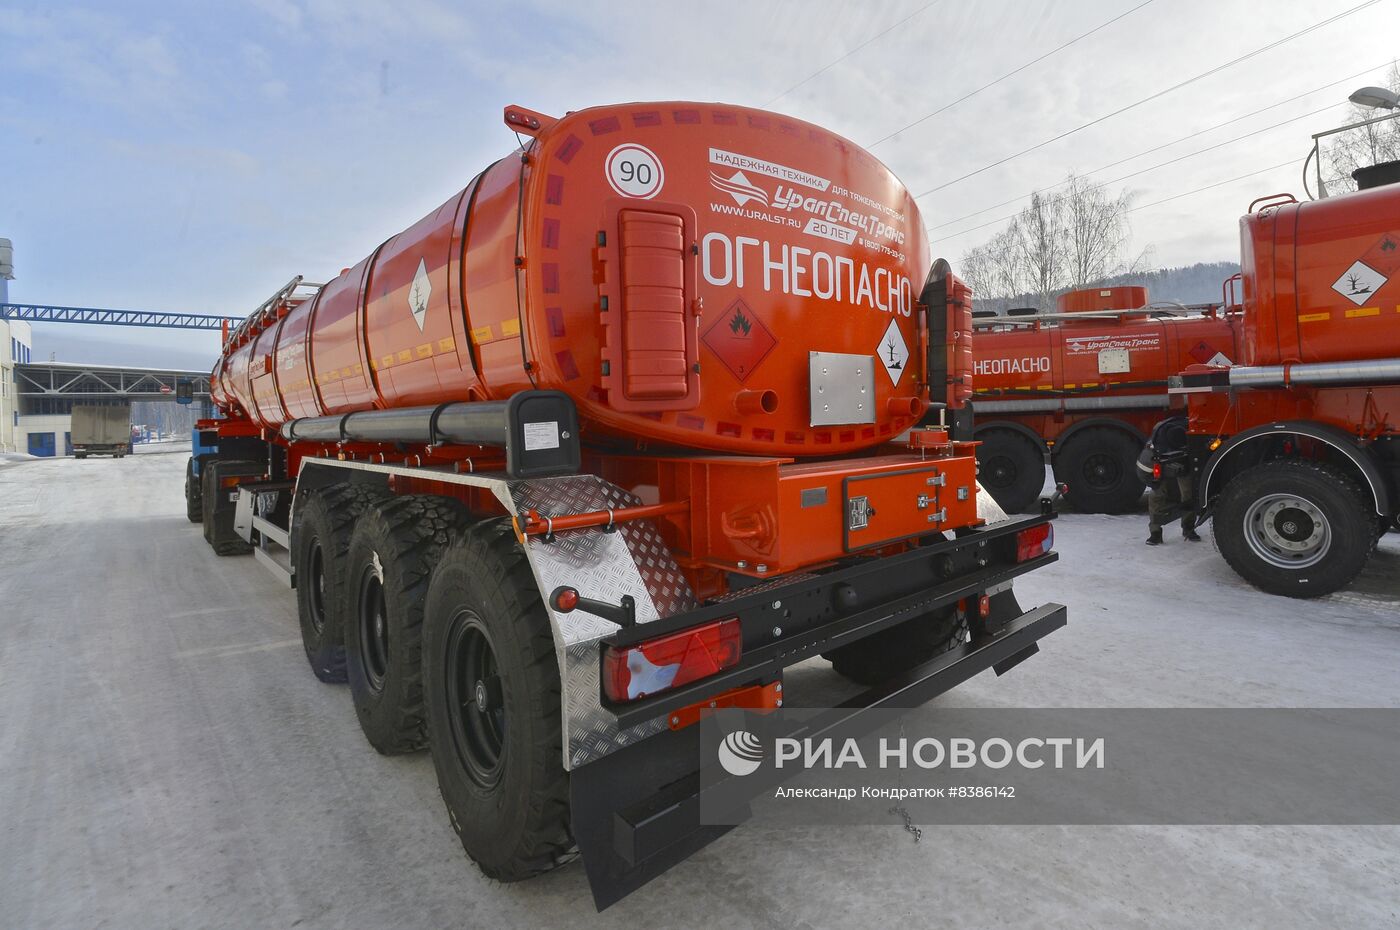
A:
[968, 285, 1241, 514]
[188, 102, 1065, 908]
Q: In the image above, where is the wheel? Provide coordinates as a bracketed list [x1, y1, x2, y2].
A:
[75, 454, 87, 460]
[1213, 460, 1378, 598]
[292, 484, 387, 683]
[1053, 428, 1146, 514]
[185, 459, 203, 524]
[343, 494, 464, 754]
[975, 429, 1045, 514]
[824, 605, 966, 686]
[423, 519, 575, 881]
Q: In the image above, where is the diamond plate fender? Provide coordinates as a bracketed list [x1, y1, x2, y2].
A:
[508, 476, 697, 769]
[292, 459, 697, 770]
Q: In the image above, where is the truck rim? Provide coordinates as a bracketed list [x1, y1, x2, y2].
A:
[982, 453, 1018, 491]
[445, 610, 506, 788]
[1081, 450, 1122, 491]
[358, 568, 390, 691]
[1243, 493, 1331, 569]
[307, 539, 327, 634]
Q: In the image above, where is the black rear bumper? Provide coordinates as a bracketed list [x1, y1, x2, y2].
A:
[571, 516, 1066, 909]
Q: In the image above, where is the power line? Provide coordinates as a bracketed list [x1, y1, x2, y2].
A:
[762, 1, 944, 108]
[1124, 159, 1297, 215]
[935, 100, 1337, 239]
[867, 0, 1154, 148]
[912, 0, 1383, 198]
[929, 61, 1397, 232]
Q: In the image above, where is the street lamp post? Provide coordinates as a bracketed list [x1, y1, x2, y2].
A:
[1305, 86, 1400, 199]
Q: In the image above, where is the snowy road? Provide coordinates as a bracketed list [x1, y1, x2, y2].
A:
[1, 453, 1397, 929]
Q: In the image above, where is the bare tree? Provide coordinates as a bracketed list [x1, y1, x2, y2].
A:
[956, 171, 1136, 311]
[957, 242, 996, 305]
[1325, 63, 1400, 194]
[1012, 193, 1065, 311]
[1062, 171, 1134, 289]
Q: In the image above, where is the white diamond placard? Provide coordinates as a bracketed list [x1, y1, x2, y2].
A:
[408, 257, 431, 330]
[878, 317, 909, 387]
[1331, 260, 1386, 306]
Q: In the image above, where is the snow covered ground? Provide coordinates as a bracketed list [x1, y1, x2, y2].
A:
[1, 453, 1397, 929]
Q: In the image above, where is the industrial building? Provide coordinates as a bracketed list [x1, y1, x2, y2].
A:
[1, 317, 34, 454]
[6, 361, 212, 457]
[0, 238, 214, 456]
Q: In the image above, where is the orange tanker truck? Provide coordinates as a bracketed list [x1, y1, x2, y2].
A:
[1175, 147, 1400, 597]
[188, 102, 1065, 908]
[968, 285, 1241, 514]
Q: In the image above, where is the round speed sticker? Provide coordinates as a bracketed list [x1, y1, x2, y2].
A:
[605, 143, 664, 199]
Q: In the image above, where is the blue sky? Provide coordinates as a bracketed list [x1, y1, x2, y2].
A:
[3, 0, 1395, 368]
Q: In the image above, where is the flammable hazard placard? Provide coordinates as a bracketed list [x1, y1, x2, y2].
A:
[702, 298, 777, 382]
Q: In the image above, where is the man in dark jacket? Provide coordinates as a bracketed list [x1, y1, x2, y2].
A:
[1136, 415, 1200, 546]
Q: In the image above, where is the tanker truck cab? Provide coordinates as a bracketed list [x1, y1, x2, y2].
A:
[1174, 134, 1400, 597]
[190, 101, 1066, 910]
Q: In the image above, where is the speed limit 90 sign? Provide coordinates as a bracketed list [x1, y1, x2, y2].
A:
[605, 143, 664, 199]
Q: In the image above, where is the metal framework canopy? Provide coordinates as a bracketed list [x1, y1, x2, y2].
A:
[0, 302, 241, 331]
[16, 361, 212, 401]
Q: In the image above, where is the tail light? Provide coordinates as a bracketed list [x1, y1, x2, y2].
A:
[1015, 523, 1054, 562]
[1152, 462, 1162, 480]
[603, 618, 742, 702]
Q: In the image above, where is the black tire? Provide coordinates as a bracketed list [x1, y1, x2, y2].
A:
[1053, 427, 1147, 514]
[185, 459, 203, 524]
[344, 494, 464, 754]
[423, 519, 575, 881]
[976, 429, 1045, 514]
[825, 606, 966, 686]
[75, 454, 87, 460]
[1213, 460, 1378, 598]
[292, 484, 387, 683]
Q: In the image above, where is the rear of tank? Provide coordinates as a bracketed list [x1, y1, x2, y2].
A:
[498, 102, 934, 456]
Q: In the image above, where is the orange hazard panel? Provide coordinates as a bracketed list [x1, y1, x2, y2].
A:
[601, 203, 700, 412]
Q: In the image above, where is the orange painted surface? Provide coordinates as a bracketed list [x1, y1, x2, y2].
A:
[1055, 286, 1148, 313]
[216, 101, 936, 456]
[594, 451, 978, 576]
[1188, 384, 1400, 441]
[1239, 183, 1400, 367]
[973, 313, 1239, 395]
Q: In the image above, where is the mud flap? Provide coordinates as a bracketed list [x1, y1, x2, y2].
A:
[570, 599, 1066, 910]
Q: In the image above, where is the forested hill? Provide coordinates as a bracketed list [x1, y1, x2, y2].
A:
[1098, 261, 1241, 305]
[974, 261, 1241, 314]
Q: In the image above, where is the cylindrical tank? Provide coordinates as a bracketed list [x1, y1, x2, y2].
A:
[216, 101, 934, 456]
[1239, 182, 1400, 367]
[1055, 286, 1147, 314]
[971, 286, 1240, 397]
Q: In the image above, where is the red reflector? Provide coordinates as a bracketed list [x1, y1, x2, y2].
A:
[1015, 523, 1054, 562]
[603, 618, 742, 702]
[978, 594, 991, 618]
[553, 587, 579, 612]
